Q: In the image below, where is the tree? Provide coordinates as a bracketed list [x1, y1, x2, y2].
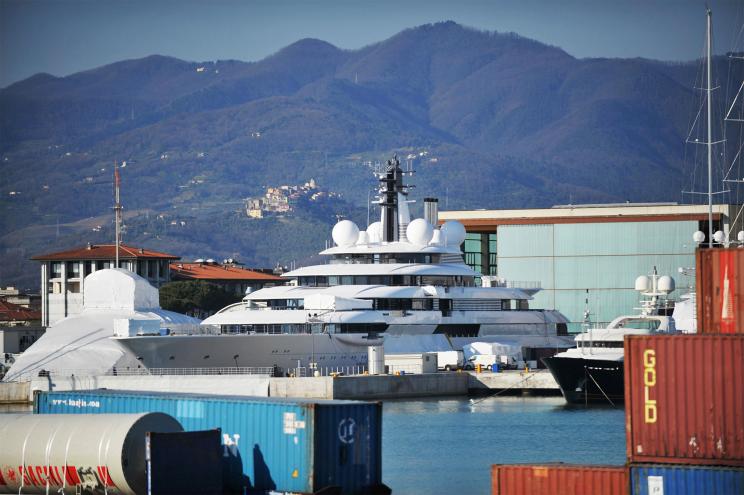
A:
[159, 280, 241, 317]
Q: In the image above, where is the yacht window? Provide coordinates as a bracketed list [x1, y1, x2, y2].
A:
[340, 275, 353, 285]
[583, 341, 624, 348]
[501, 300, 513, 310]
[328, 276, 340, 286]
[355, 276, 369, 285]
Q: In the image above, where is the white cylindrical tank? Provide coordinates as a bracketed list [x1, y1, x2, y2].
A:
[368, 345, 385, 375]
[0, 413, 182, 495]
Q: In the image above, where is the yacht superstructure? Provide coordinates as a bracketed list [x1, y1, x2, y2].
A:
[115, 157, 571, 374]
[543, 269, 678, 404]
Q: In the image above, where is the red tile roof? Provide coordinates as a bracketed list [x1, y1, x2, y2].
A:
[170, 263, 283, 281]
[0, 300, 41, 322]
[31, 243, 180, 261]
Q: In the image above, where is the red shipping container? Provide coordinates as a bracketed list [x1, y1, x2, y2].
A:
[696, 248, 744, 334]
[625, 334, 744, 466]
[491, 464, 628, 495]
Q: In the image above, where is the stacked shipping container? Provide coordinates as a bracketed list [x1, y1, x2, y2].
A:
[491, 249, 744, 495]
[490, 464, 628, 495]
[696, 248, 744, 334]
[624, 248, 744, 495]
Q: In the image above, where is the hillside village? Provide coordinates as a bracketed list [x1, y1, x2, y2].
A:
[245, 178, 341, 218]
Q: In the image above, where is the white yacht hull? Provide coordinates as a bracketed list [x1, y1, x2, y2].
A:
[116, 333, 376, 374]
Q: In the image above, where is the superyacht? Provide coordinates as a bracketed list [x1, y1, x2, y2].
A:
[542, 269, 679, 405]
[115, 157, 572, 374]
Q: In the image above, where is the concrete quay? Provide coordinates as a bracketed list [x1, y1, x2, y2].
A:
[0, 370, 559, 403]
[467, 369, 560, 396]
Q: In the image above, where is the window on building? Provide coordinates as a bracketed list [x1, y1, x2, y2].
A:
[67, 261, 80, 278]
[51, 262, 62, 278]
[463, 233, 483, 274]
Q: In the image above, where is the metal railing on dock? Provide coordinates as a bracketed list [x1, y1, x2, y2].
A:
[4, 366, 275, 381]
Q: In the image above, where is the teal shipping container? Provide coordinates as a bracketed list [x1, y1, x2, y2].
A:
[34, 390, 386, 495]
[630, 465, 744, 495]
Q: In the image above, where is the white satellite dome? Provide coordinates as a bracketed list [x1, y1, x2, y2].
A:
[332, 220, 360, 247]
[657, 275, 675, 294]
[635, 275, 650, 292]
[440, 220, 466, 246]
[367, 221, 382, 243]
[693, 231, 705, 243]
[356, 230, 369, 245]
[713, 230, 725, 244]
[406, 218, 434, 246]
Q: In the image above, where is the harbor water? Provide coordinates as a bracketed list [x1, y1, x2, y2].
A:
[383, 396, 626, 495]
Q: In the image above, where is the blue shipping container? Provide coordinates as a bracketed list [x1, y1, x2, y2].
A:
[631, 464, 744, 495]
[35, 390, 384, 494]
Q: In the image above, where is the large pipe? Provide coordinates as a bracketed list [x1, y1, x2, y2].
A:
[424, 197, 439, 226]
[0, 413, 182, 495]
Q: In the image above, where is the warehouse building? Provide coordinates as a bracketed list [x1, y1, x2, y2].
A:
[440, 203, 742, 332]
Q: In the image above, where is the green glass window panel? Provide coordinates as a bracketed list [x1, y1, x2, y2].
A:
[553, 289, 644, 330]
[465, 233, 482, 241]
[553, 221, 698, 257]
[525, 290, 557, 311]
[464, 253, 482, 265]
[496, 257, 555, 289]
[497, 224, 554, 257]
[464, 239, 482, 252]
[553, 254, 695, 290]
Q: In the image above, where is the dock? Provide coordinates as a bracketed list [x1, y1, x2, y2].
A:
[0, 370, 559, 403]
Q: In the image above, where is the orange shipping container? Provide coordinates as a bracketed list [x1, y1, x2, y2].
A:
[625, 334, 744, 466]
[696, 248, 744, 334]
[491, 464, 628, 495]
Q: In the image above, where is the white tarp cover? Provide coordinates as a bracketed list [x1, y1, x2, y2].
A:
[3, 269, 199, 381]
[84, 268, 160, 310]
[462, 341, 522, 361]
[382, 334, 452, 354]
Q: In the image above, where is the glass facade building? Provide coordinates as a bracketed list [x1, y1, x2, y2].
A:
[445, 204, 741, 333]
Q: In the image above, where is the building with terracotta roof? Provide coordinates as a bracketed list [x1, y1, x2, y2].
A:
[0, 300, 44, 359]
[31, 243, 180, 326]
[170, 260, 283, 296]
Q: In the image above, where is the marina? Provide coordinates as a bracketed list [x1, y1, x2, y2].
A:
[2, 3, 744, 495]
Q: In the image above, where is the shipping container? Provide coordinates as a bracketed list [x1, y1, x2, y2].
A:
[697, 248, 744, 334]
[630, 464, 744, 495]
[491, 464, 628, 495]
[625, 335, 744, 466]
[35, 389, 385, 495]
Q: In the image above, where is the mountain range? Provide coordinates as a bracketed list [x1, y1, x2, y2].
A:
[1, 21, 740, 289]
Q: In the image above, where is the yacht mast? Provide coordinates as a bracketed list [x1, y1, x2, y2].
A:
[707, 8, 714, 247]
[114, 162, 122, 267]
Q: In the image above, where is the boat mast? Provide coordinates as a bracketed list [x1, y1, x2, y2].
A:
[707, 8, 714, 247]
[114, 162, 122, 267]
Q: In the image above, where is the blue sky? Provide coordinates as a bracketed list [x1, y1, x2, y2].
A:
[1, 0, 742, 88]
